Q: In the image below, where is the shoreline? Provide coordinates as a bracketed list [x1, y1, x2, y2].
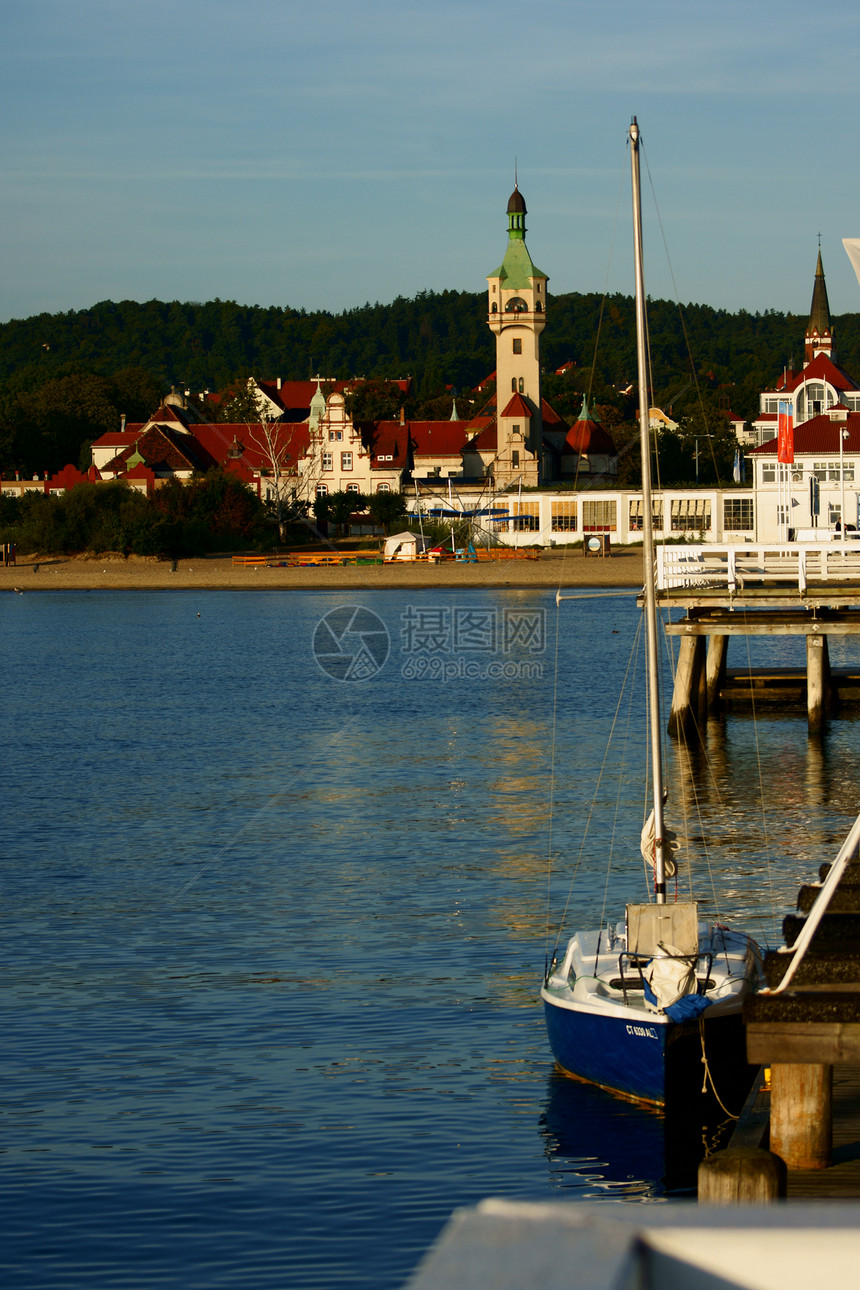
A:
[0, 550, 645, 593]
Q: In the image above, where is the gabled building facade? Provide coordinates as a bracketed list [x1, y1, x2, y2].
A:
[751, 251, 860, 447]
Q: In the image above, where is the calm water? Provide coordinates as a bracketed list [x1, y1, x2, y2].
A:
[3, 586, 860, 1289]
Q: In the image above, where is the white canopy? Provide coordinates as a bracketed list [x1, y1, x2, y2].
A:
[383, 531, 430, 560]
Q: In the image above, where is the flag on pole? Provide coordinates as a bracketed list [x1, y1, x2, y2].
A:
[733, 449, 741, 483]
[778, 400, 794, 464]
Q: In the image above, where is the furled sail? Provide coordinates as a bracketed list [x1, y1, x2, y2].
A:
[640, 810, 681, 879]
[843, 239, 860, 291]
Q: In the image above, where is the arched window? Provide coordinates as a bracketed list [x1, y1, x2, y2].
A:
[511, 378, 517, 392]
[376, 483, 391, 493]
[518, 378, 524, 393]
[505, 297, 528, 313]
[535, 301, 542, 313]
[492, 303, 498, 313]
[316, 484, 328, 497]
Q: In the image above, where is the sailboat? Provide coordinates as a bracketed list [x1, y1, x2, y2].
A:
[540, 119, 762, 1107]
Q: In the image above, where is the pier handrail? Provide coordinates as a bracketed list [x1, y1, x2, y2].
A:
[656, 542, 860, 593]
[765, 809, 860, 993]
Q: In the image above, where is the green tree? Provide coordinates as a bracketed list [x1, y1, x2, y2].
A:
[327, 489, 367, 538]
[343, 380, 405, 422]
[366, 491, 407, 534]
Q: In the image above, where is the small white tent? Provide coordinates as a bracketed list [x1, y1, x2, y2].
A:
[383, 531, 430, 561]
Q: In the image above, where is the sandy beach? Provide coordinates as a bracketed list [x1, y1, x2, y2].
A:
[0, 549, 645, 593]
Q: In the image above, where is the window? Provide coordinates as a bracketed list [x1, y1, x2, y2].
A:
[505, 297, 528, 313]
[511, 450, 520, 468]
[762, 462, 776, 483]
[627, 499, 658, 532]
[511, 500, 540, 532]
[813, 460, 842, 481]
[723, 497, 754, 532]
[513, 338, 522, 354]
[511, 378, 517, 392]
[551, 500, 577, 532]
[535, 301, 542, 312]
[492, 303, 498, 313]
[341, 452, 352, 471]
[670, 498, 711, 532]
[316, 484, 328, 498]
[328, 429, 343, 441]
[346, 483, 360, 493]
[322, 452, 333, 471]
[518, 378, 524, 393]
[376, 483, 391, 493]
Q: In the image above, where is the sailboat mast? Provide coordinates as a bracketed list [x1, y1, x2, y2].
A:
[629, 117, 667, 903]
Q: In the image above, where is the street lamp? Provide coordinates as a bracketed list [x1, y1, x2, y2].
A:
[693, 435, 713, 486]
[840, 425, 849, 539]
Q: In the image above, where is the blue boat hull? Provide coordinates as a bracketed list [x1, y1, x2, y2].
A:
[543, 998, 750, 1106]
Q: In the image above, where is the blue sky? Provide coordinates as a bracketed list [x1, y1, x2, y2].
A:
[3, 0, 860, 325]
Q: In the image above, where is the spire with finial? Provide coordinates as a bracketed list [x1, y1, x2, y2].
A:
[806, 244, 833, 364]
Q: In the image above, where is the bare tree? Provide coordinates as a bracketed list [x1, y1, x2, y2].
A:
[241, 418, 309, 542]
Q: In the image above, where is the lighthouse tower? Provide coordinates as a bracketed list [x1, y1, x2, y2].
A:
[487, 185, 548, 487]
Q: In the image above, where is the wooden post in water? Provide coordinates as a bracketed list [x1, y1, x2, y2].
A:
[807, 634, 831, 734]
[769, 1063, 833, 1169]
[668, 635, 705, 737]
[705, 634, 727, 712]
[698, 1147, 786, 1204]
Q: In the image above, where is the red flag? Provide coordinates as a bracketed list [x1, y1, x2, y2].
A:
[777, 400, 794, 464]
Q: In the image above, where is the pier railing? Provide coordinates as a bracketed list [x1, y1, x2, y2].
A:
[765, 808, 860, 994]
[656, 543, 860, 594]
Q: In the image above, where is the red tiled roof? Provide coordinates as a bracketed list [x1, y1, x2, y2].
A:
[565, 417, 616, 455]
[92, 430, 139, 448]
[193, 422, 310, 471]
[408, 421, 472, 456]
[748, 411, 860, 455]
[354, 421, 410, 467]
[465, 424, 498, 451]
[499, 393, 533, 419]
[769, 353, 859, 396]
[540, 398, 566, 428]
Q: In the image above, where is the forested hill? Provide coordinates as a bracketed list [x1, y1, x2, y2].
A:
[2, 290, 860, 419]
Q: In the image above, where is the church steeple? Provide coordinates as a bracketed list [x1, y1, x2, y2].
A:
[805, 246, 833, 364]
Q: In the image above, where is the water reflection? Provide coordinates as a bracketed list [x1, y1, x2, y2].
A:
[540, 1071, 665, 1199]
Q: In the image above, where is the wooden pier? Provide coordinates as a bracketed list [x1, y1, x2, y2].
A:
[655, 544, 860, 735]
[699, 814, 860, 1202]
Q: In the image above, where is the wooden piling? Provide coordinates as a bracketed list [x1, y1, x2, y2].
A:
[698, 1147, 786, 1204]
[807, 635, 831, 734]
[668, 635, 705, 737]
[769, 1063, 833, 1169]
[705, 634, 727, 711]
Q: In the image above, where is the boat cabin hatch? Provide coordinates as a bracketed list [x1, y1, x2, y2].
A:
[625, 902, 700, 959]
